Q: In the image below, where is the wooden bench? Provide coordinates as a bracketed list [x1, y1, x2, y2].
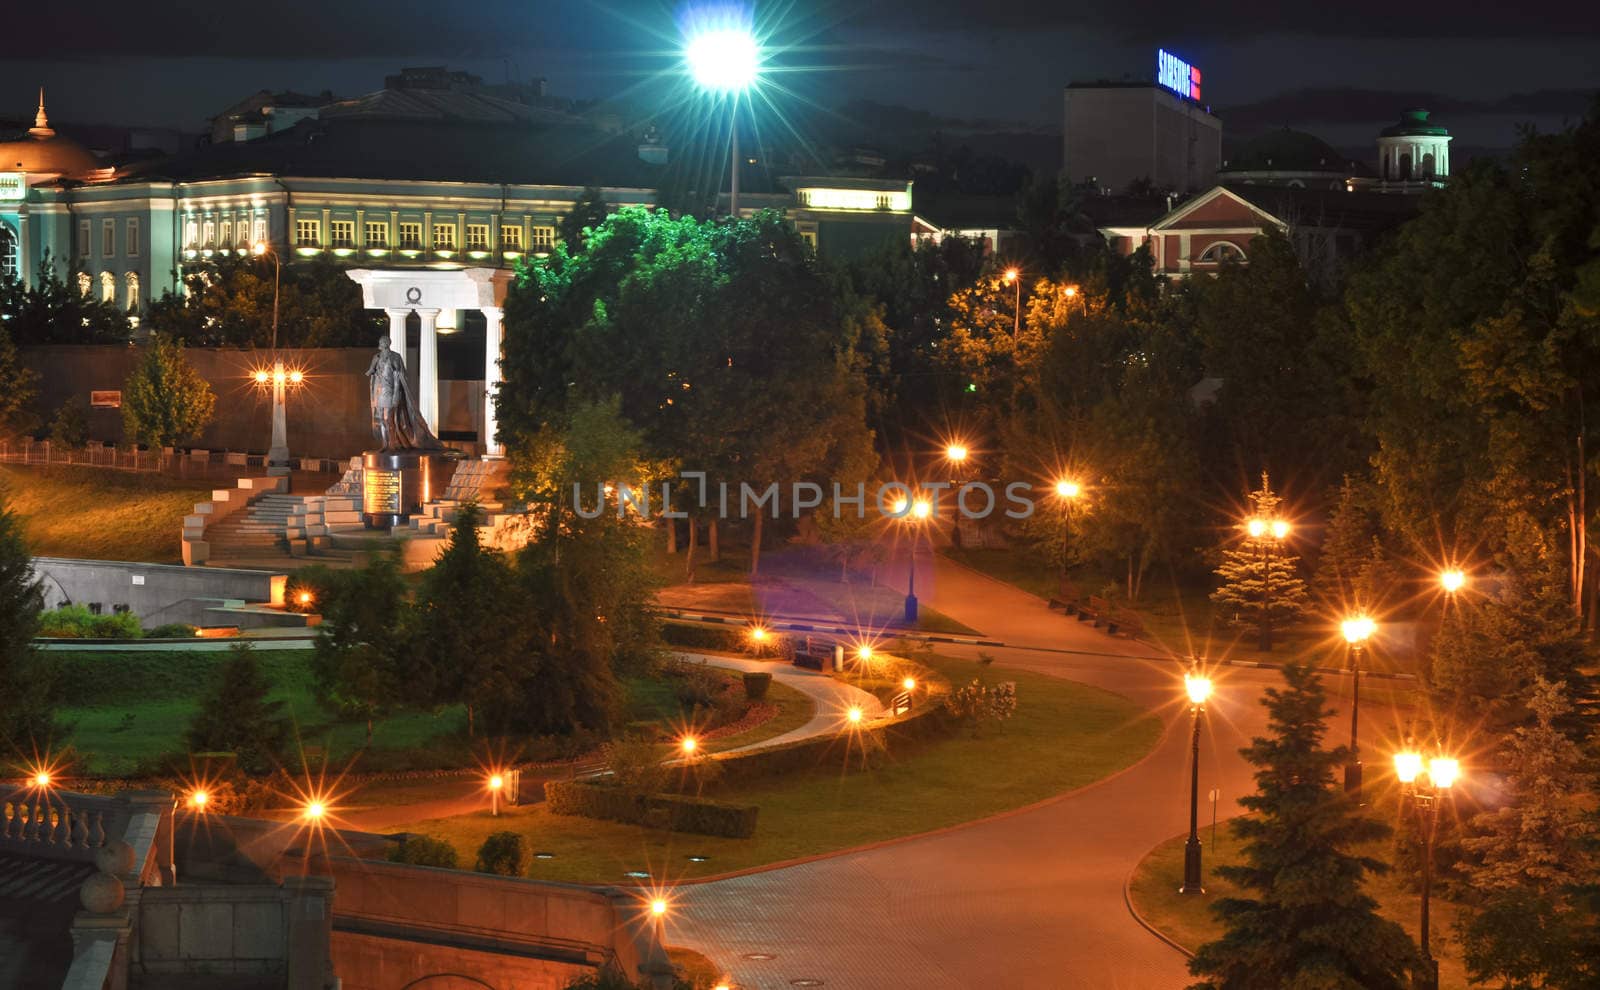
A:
[792, 636, 837, 671]
[1109, 607, 1146, 639]
[1048, 580, 1084, 615]
[1080, 596, 1146, 638]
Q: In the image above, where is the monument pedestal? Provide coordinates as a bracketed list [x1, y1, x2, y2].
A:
[361, 451, 454, 529]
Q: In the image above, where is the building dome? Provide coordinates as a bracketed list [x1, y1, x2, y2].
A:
[1380, 108, 1450, 138]
[0, 90, 101, 178]
[1376, 108, 1450, 183]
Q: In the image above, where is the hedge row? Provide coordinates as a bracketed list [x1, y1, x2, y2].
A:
[545, 780, 760, 839]
[660, 622, 752, 653]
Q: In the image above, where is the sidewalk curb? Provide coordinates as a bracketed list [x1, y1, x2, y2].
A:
[1123, 871, 1196, 961]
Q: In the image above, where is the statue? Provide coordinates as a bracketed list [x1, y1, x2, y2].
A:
[366, 336, 443, 451]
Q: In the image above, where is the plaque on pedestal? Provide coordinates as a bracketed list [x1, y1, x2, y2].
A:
[362, 451, 454, 529]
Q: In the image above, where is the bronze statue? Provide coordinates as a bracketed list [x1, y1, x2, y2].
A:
[366, 336, 443, 451]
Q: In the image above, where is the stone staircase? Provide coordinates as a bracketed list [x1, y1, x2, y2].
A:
[203, 493, 301, 562]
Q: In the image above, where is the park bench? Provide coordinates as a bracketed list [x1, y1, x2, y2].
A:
[1048, 580, 1085, 615]
[792, 635, 837, 671]
[1080, 595, 1147, 638]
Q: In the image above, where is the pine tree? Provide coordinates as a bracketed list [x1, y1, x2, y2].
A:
[1457, 677, 1596, 988]
[312, 551, 411, 745]
[1189, 663, 1419, 990]
[0, 493, 55, 745]
[1211, 472, 1309, 647]
[186, 643, 286, 773]
[1311, 475, 1376, 610]
[120, 332, 217, 448]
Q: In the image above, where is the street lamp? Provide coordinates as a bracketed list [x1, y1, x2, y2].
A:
[896, 496, 932, 622]
[1246, 517, 1292, 651]
[251, 240, 294, 476]
[1341, 615, 1377, 796]
[487, 772, 505, 817]
[1439, 569, 1466, 595]
[1394, 750, 1461, 990]
[1062, 284, 1087, 315]
[1002, 267, 1021, 338]
[685, 22, 761, 217]
[1180, 672, 1212, 894]
[1054, 479, 1082, 593]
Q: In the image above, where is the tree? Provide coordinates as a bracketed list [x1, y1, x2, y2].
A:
[0, 492, 55, 746]
[121, 333, 216, 448]
[312, 552, 411, 744]
[48, 398, 90, 450]
[145, 254, 382, 347]
[474, 830, 527, 876]
[1312, 475, 1378, 611]
[0, 253, 130, 345]
[412, 506, 527, 736]
[1188, 663, 1419, 990]
[0, 325, 38, 438]
[185, 644, 287, 773]
[1456, 678, 1596, 990]
[558, 186, 611, 255]
[1210, 472, 1309, 642]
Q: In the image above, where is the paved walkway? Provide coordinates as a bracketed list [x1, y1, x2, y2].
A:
[670, 552, 1279, 989]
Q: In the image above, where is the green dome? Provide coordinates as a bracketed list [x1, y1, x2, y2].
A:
[1380, 109, 1449, 138]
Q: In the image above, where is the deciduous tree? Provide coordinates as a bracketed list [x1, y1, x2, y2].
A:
[120, 333, 216, 448]
[312, 551, 412, 744]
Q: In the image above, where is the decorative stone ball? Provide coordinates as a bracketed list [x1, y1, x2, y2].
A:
[95, 839, 135, 877]
[80, 872, 125, 913]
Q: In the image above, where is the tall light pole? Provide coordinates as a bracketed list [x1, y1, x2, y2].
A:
[1341, 615, 1376, 795]
[1180, 672, 1212, 894]
[1394, 750, 1460, 990]
[1246, 517, 1291, 652]
[1054, 478, 1082, 593]
[1002, 268, 1021, 337]
[251, 240, 290, 476]
[686, 23, 761, 217]
[1062, 284, 1087, 315]
[945, 443, 969, 547]
[896, 496, 932, 622]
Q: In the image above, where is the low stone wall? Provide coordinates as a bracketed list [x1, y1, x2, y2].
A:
[31, 555, 287, 626]
[135, 877, 334, 987]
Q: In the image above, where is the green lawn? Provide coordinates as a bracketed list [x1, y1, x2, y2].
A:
[53, 649, 817, 779]
[383, 653, 1162, 883]
[1129, 816, 1468, 989]
[1, 464, 212, 564]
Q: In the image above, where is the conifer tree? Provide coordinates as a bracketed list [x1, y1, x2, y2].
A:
[1211, 472, 1309, 648]
[312, 551, 411, 744]
[1457, 677, 1596, 988]
[1189, 663, 1419, 990]
[0, 494, 55, 745]
[186, 643, 286, 773]
[1312, 475, 1376, 610]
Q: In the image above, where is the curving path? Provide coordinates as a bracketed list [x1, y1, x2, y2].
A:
[670, 552, 1280, 989]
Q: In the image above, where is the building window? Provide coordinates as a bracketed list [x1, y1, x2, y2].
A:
[77, 271, 91, 297]
[398, 222, 423, 249]
[126, 218, 141, 257]
[126, 272, 140, 310]
[184, 219, 198, 250]
[203, 220, 217, 248]
[365, 220, 389, 247]
[78, 219, 91, 261]
[221, 220, 233, 250]
[799, 229, 818, 249]
[295, 218, 320, 247]
[0, 224, 18, 281]
[1196, 241, 1247, 264]
[102, 219, 117, 258]
[252, 217, 266, 245]
[501, 225, 522, 251]
[465, 224, 490, 251]
[875, 194, 892, 210]
[100, 271, 115, 303]
[329, 220, 355, 248]
[432, 223, 457, 250]
[531, 226, 556, 252]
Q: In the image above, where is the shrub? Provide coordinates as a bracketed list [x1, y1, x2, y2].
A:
[37, 604, 143, 639]
[544, 780, 759, 839]
[474, 831, 527, 876]
[48, 399, 90, 450]
[671, 659, 725, 708]
[601, 738, 670, 796]
[144, 623, 197, 639]
[742, 671, 772, 701]
[390, 834, 459, 869]
[660, 623, 748, 653]
[944, 678, 1017, 735]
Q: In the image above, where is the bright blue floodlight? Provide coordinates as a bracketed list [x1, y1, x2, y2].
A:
[686, 27, 760, 92]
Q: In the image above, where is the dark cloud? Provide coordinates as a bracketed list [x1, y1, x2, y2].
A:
[1221, 87, 1599, 130]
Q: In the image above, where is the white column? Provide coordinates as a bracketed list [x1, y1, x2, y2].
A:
[482, 306, 504, 458]
[416, 307, 440, 433]
[384, 308, 409, 364]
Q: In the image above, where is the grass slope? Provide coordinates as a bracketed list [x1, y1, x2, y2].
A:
[1, 465, 210, 564]
[385, 653, 1162, 883]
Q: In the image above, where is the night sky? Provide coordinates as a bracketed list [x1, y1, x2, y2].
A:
[4, 0, 1597, 158]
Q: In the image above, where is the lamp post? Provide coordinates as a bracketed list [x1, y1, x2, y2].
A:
[896, 497, 932, 622]
[487, 773, 504, 817]
[1180, 672, 1212, 894]
[1002, 268, 1021, 338]
[945, 443, 969, 546]
[1246, 517, 1291, 652]
[1341, 615, 1376, 795]
[1063, 284, 1087, 315]
[1394, 751, 1460, 990]
[1054, 479, 1082, 593]
[251, 240, 291, 476]
[685, 23, 760, 217]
